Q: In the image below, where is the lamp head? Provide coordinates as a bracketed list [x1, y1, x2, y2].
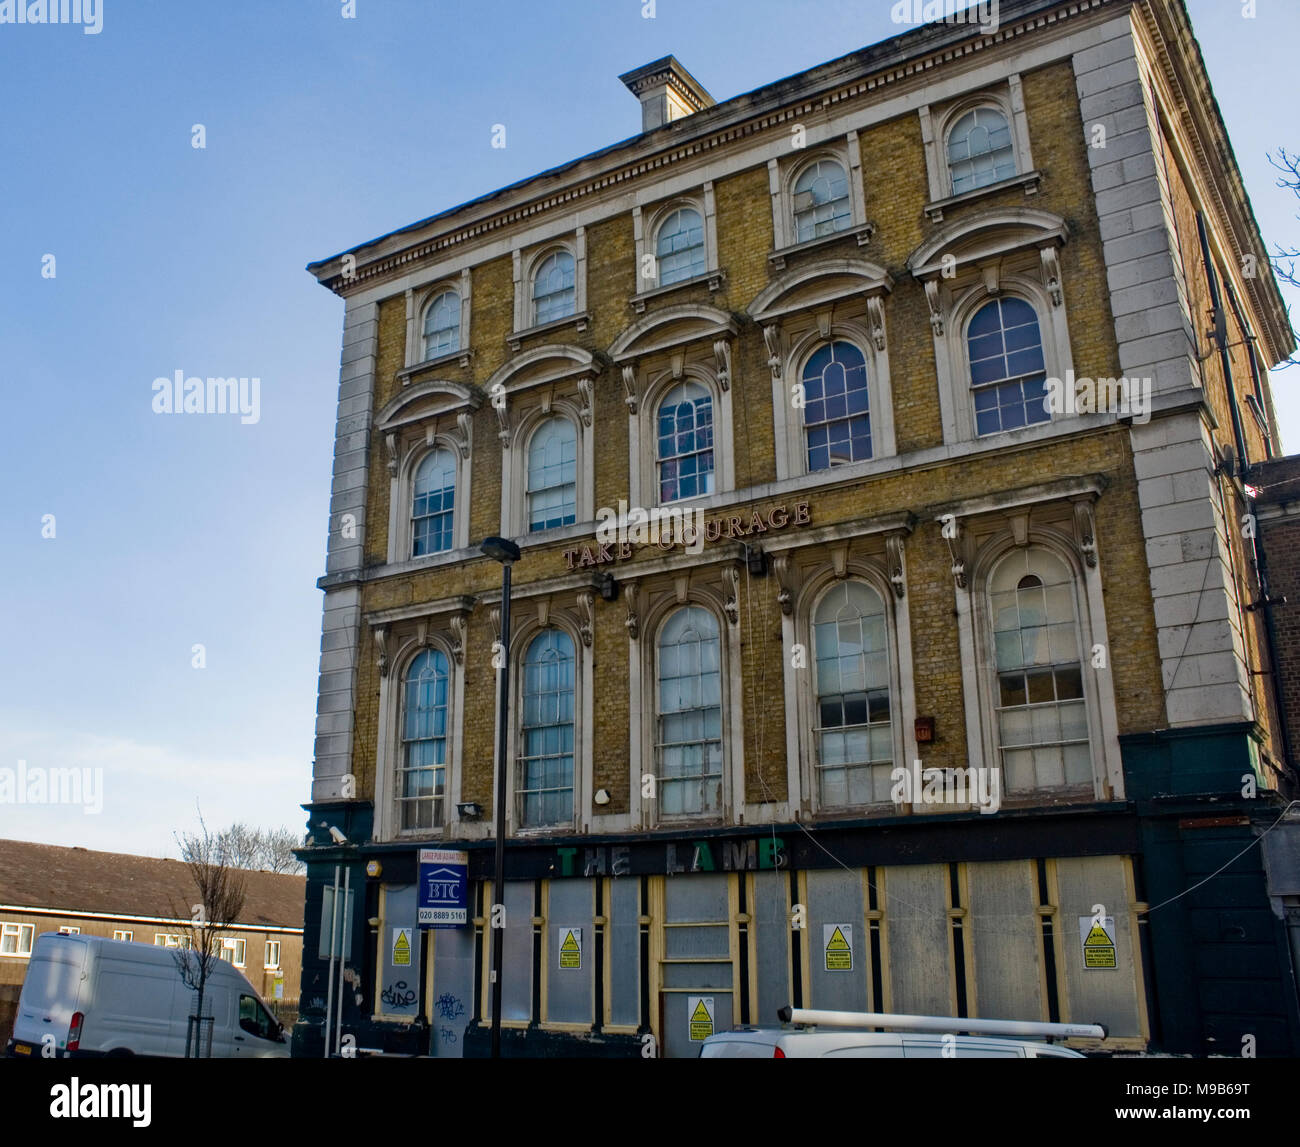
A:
[480, 536, 522, 564]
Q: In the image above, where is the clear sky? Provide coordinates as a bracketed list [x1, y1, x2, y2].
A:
[0, 0, 1295, 860]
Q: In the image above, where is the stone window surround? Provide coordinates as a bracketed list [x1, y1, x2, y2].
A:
[370, 604, 473, 843]
[918, 76, 1038, 221]
[377, 381, 480, 565]
[907, 209, 1074, 447]
[780, 547, 918, 821]
[631, 184, 723, 309]
[767, 135, 872, 269]
[611, 305, 738, 517]
[512, 232, 588, 342]
[934, 479, 1125, 803]
[404, 268, 472, 370]
[626, 577, 746, 832]
[487, 344, 599, 541]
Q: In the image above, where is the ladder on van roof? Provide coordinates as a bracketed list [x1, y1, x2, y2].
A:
[778, 1006, 1107, 1042]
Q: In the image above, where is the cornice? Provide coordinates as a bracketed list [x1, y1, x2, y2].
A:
[307, 0, 1114, 297]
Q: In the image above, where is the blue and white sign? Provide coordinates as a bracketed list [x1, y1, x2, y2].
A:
[418, 848, 468, 928]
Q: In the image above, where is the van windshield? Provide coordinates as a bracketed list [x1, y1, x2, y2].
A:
[22, 942, 84, 1011]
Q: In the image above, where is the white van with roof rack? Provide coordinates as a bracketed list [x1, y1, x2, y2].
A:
[698, 1007, 1104, 1058]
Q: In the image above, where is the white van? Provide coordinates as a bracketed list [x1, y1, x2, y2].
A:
[6, 932, 289, 1059]
[698, 1007, 1101, 1058]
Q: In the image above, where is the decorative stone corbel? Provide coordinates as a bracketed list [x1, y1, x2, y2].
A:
[444, 413, 472, 460]
[938, 514, 971, 590]
[415, 619, 429, 648]
[815, 310, 832, 340]
[670, 350, 685, 382]
[621, 364, 640, 415]
[624, 581, 640, 640]
[1041, 246, 1063, 307]
[493, 390, 510, 448]
[762, 324, 782, 383]
[385, 433, 398, 479]
[924, 279, 944, 337]
[830, 544, 849, 580]
[866, 295, 887, 353]
[1072, 497, 1099, 568]
[713, 339, 732, 392]
[885, 534, 906, 599]
[772, 553, 796, 616]
[722, 566, 740, 625]
[576, 590, 595, 648]
[981, 262, 1001, 296]
[536, 597, 550, 630]
[375, 626, 389, 677]
[576, 376, 594, 427]
[674, 574, 690, 605]
[448, 611, 468, 664]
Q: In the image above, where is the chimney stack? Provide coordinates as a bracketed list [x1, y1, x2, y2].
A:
[619, 56, 714, 133]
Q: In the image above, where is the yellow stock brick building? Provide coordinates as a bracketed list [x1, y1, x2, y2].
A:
[294, 0, 1300, 1058]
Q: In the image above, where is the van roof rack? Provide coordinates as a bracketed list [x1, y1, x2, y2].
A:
[777, 1006, 1107, 1042]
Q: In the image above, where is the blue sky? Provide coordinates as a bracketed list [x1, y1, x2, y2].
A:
[0, 0, 1295, 859]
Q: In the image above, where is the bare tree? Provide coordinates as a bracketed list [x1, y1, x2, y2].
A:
[205, 823, 305, 873]
[1268, 148, 1300, 367]
[171, 813, 248, 1057]
[257, 826, 305, 874]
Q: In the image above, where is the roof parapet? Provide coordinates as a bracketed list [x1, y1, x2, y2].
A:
[619, 55, 714, 133]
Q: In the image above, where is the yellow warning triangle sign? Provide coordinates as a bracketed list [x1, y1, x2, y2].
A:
[393, 931, 410, 961]
[690, 999, 711, 1023]
[561, 930, 580, 952]
[1084, 923, 1113, 947]
[826, 926, 850, 950]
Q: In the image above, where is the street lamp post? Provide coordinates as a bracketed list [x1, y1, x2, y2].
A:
[480, 535, 521, 1059]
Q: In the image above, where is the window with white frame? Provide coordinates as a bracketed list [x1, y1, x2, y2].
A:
[399, 647, 450, 831]
[526, 416, 578, 532]
[656, 381, 714, 502]
[811, 581, 894, 807]
[154, 933, 190, 949]
[655, 206, 706, 285]
[422, 288, 461, 359]
[792, 158, 852, 243]
[58, 926, 80, 934]
[532, 249, 576, 325]
[967, 297, 1050, 437]
[220, 937, 247, 966]
[801, 340, 872, 471]
[655, 606, 724, 818]
[518, 629, 576, 829]
[113, 930, 133, 942]
[265, 939, 281, 969]
[946, 106, 1016, 195]
[1, 923, 34, 955]
[411, 447, 457, 557]
[988, 548, 1091, 792]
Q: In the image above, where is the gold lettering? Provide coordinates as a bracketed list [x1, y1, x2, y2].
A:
[563, 549, 579, 570]
[767, 505, 789, 529]
[597, 543, 613, 564]
[579, 547, 596, 568]
[705, 519, 723, 542]
[727, 515, 747, 539]
[618, 541, 633, 560]
[792, 502, 810, 526]
[749, 511, 768, 534]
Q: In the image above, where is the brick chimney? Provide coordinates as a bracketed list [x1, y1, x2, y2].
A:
[619, 56, 714, 133]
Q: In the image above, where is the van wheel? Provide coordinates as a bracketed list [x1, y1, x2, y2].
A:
[106, 1048, 134, 1058]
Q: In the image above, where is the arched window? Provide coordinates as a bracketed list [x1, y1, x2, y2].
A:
[946, 107, 1015, 194]
[399, 648, 449, 830]
[656, 606, 723, 817]
[655, 207, 705, 285]
[792, 159, 851, 243]
[802, 341, 871, 471]
[812, 581, 893, 807]
[967, 297, 1049, 437]
[988, 549, 1090, 791]
[532, 250, 576, 325]
[526, 417, 577, 532]
[412, 448, 456, 556]
[657, 381, 714, 502]
[519, 629, 575, 828]
[422, 289, 460, 359]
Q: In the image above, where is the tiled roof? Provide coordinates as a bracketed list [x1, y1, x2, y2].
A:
[0, 838, 305, 930]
